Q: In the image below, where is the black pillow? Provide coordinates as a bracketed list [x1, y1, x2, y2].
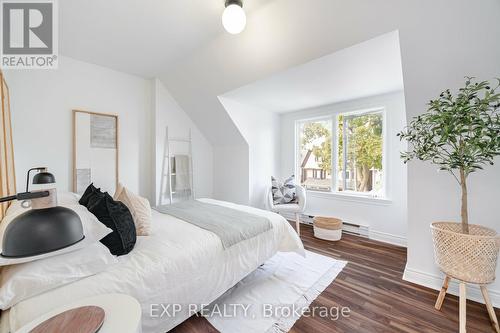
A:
[79, 183, 101, 207]
[86, 189, 105, 209]
[87, 192, 136, 256]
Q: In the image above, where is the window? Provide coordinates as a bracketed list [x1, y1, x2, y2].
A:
[337, 111, 383, 194]
[298, 119, 332, 191]
[297, 109, 384, 197]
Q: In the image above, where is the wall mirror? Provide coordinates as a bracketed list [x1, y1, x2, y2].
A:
[73, 110, 119, 194]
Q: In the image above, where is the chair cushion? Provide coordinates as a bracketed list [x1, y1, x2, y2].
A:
[271, 175, 297, 205]
[272, 203, 301, 212]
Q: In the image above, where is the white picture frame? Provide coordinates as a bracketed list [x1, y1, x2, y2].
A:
[73, 110, 119, 194]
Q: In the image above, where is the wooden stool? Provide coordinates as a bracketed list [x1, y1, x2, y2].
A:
[313, 216, 342, 241]
[435, 275, 499, 333]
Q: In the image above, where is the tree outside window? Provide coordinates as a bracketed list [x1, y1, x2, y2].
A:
[338, 113, 383, 193]
[298, 120, 332, 191]
[297, 110, 384, 196]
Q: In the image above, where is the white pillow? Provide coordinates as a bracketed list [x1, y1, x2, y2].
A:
[271, 175, 297, 205]
[0, 196, 112, 266]
[0, 242, 117, 310]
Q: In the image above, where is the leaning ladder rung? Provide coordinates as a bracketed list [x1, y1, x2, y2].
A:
[169, 137, 191, 142]
[164, 154, 192, 159]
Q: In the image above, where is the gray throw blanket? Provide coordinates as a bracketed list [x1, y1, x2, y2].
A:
[156, 200, 272, 249]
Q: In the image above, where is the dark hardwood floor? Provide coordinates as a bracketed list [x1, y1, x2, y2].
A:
[171, 223, 499, 333]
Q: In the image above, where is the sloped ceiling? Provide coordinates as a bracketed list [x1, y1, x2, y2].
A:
[159, 0, 404, 145]
[221, 31, 404, 113]
[59, 0, 500, 148]
[59, 0, 272, 78]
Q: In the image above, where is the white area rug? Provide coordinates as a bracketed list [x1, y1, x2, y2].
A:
[205, 250, 347, 333]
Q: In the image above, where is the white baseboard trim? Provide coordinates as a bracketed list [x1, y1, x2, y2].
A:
[369, 230, 407, 247]
[403, 266, 500, 307]
[279, 212, 407, 248]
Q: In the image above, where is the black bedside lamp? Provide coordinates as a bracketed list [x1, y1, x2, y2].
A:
[29, 167, 56, 191]
[0, 168, 84, 258]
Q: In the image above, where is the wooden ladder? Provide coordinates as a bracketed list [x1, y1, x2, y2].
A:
[158, 127, 194, 206]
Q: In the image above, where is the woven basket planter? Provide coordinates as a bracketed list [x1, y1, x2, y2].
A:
[431, 222, 500, 284]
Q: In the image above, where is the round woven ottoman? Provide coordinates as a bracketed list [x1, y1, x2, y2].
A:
[313, 216, 343, 241]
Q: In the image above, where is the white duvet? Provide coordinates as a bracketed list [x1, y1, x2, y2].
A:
[3, 199, 303, 333]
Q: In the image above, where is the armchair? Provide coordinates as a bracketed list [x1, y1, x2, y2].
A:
[267, 185, 306, 236]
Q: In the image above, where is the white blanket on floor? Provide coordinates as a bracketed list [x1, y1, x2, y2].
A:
[206, 250, 347, 333]
[2, 199, 304, 333]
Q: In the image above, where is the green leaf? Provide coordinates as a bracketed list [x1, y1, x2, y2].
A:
[398, 77, 500, 172]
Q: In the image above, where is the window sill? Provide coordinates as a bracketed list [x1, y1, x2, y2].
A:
[306, 190, 392, 206]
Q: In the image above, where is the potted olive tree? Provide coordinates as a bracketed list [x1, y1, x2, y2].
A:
[398, 77, 500, 332]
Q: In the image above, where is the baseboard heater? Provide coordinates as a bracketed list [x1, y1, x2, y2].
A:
[342, 221, 369, 237]
[280, 212, 369, 238]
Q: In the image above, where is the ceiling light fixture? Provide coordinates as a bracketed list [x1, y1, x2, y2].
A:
[222, 0, 246, 35]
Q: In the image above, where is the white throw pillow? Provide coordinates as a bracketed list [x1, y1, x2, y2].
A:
[271, 175, 297, 205]
[0, 242, 117, 310]
[0, 194, 112, 266]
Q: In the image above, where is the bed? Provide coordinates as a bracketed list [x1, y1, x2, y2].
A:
[2, 198, 304, 333]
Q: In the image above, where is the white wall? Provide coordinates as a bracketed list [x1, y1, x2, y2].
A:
[4, 56, 152, 200]
[152, 79, 213, 205]
[4, 59, 214, 209]
[219, 97, 280, 208]
[281, 92, 407, 245]
[213, 145, 249, 205]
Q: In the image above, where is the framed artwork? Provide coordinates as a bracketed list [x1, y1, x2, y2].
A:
[73, 110, 119, 194]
